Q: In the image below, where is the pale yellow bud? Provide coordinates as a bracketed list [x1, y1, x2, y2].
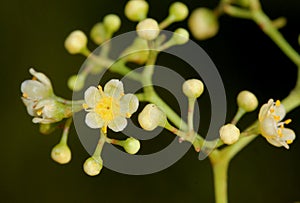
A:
[103, 14, 121, 33]
[219, 124, 240, 145]
[172, 28, 190, 45]
[67, 74, 85, 91]
[90, 23, 106, 45]
[64, 30, 87, 54]
[237, 90, 258, 112]
[188, 8, 219, 40]
[138, 104, 167, 131]
[83, 157, 103, 176]
[123, 137, 140, 154]
[51, 143, 71, 164]
[169, 2, 189, 22]
[136, 18, 160, 41]
[125, 0, 149, 22]
[182, 79, 204, 98]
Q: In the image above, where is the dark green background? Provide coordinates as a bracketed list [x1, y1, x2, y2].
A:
[1, 0, 300, 202]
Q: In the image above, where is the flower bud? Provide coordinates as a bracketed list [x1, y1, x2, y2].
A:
[138, 104, 167, 131]
[51, 143, 71, 164]
[39, 123, 56, 135]
[83, 157, 103, 176]
[172, 28, 189, 45]
[169, 2, 189, 22]
[182, 79, 204, 98]
[123, 137, 140, 154]
[219, 124, 240, 145]
[67, 74, 86, 91]
[120, 37, 149, 64]
[136, 18, 160, 41]
[103, 14, 121, 33]
[125, 0, 149, 22]
[237, 90, 258, 112]
[188, 8, 219, 40]
[64, 30, 87, 54]
[90, 23, 106, 45]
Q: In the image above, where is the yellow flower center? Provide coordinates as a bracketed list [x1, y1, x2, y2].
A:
[94, 97, 119, 122]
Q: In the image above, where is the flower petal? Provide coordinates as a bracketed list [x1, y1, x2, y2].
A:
[281, 128, 296, 141]
[85, 112, 104, 129]
[104, 79, 124, 98]
[21, 98, 36, 116]
[258, 99, 273, 121]
[272, 104, 286, 121]
[120, 94, 139, 117]
[29, 68, 52, 88]
[84, 86, 101, 108]
[266, 137, 284, 148]
[108, 116, 127, 132]
[260, 117, 277, 138]
[21, 80, 50, 99]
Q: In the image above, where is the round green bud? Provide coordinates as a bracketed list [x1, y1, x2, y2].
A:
[125, 0, 149, 22]
[172, 28, 189, 45]
[138, 104, 167, 131]
[182, 79, 204, 98]
[90, 23, 106, 45]
[136, 18, 160, 41]
[237, 90, 258, 112]
[39, 123, 56, 135]
[169, 2, 189, 22]
[123, 137, 140, 154]
[219, 124, 240, 145]
[83, 157, 103, 176]
[188, 8, 219, 40]
[67, 74, 85, 91]
[51, 143, 71, 164]
[64, 30, 87, 54]
[103, 14, 121, 33]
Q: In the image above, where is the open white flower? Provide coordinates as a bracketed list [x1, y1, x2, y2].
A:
[83, 79, 139, 133]
[259, 99, 295, 149]
[21, 68, 54, 116]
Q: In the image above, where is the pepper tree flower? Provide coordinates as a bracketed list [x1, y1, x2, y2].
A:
[21, 68, 71, 124]
[83, 79, 139, 133]
[259, 99, 296, 149]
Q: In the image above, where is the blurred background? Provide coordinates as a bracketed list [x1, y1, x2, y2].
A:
[1, 0, 300, 202]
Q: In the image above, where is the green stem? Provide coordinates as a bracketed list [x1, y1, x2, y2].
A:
[187, 98, 196, 132]
[231, 107, 246, 125]
[59, 117, 73, 145]
[93, 130, 106, 159]
[212, 158, 229, 203]
[251, 10, 300, 66]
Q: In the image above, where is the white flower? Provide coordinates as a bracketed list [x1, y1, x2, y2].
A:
[21, 68, 69, 124]
[259, 99, 295, 149]
[21, 68, 53, 116]
[83, 79, 139, 133]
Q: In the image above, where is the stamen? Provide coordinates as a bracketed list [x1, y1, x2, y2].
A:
[102, 125, 107, 134]
[32, 76, 37, 81]
[275, 100, 281, 107]
[22, 93, 28, 98]
[284, 119, 292, 124]
[98, 85, 104, 96]
[82, 103, 88, 109]
[126, 113, 131, 118]
[270, 108, 274, 113]
[273, 115, 280, 121]
[286, 140, 293, 144]
[37, 109, 43, 116]
[277, 128, 283, 137]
